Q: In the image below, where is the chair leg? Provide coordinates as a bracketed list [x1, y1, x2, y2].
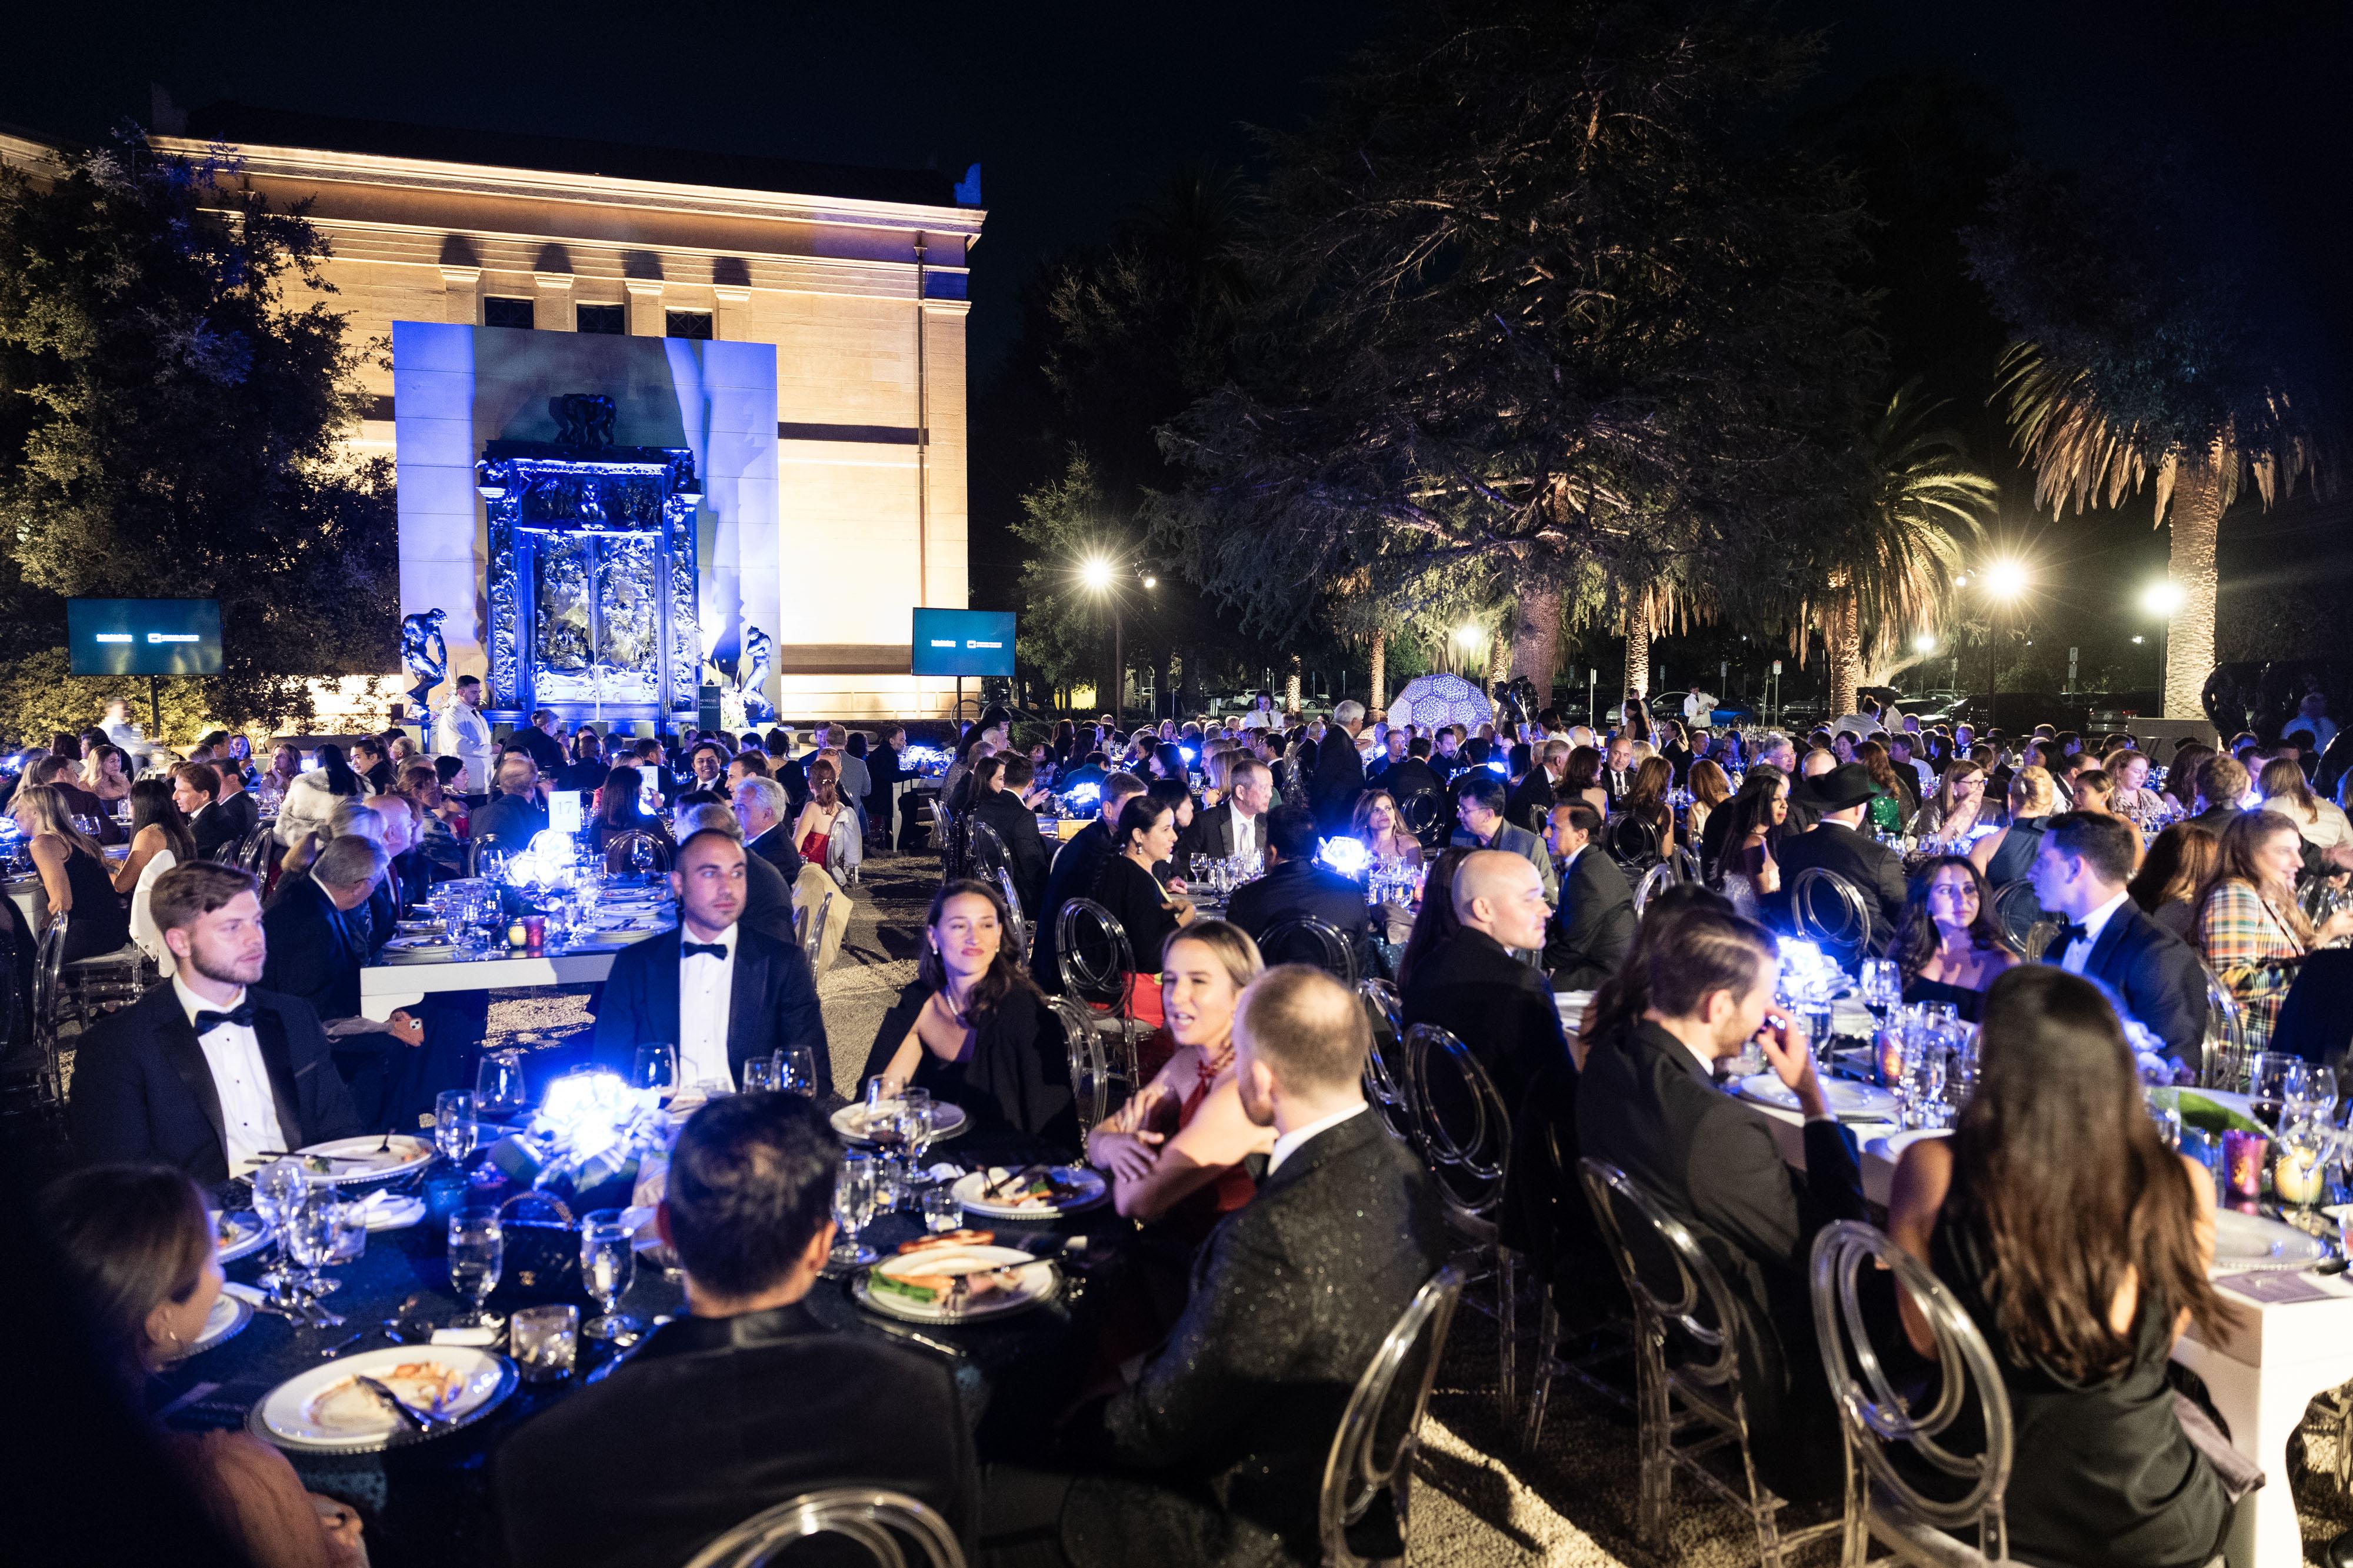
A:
[1739, 1417, 1782, 1568]
[1519, 1296, 1558, 1452]
[1496, 1247, 1520, 1423]
[1634, 1335, 1674, 1549]
[1841, 1446, 1871, 1568]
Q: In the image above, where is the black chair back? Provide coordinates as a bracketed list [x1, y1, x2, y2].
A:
[1258, 915, 1359, 984]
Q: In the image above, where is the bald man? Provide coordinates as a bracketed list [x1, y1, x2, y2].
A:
[1400, 850, 1569, 1102]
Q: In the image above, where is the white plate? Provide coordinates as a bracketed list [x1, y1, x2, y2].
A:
[831, 1101, 971, 1146]
[291, 1135, 436, 1188]
[2211, 1209, 2332, 1273]
[380, 935, 452, 953]
[1862, 1128, 1950, 1165]
[212, 1209, 272, 1264]
[855, 1244, 1056, 1323]
[1733, 1074, 1899, 1122]
[166, 1291, 252, 1362]
[253, 1345, 514, 1451]
[954, 1165, 1109, 1220]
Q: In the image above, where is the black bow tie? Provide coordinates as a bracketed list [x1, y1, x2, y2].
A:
[195, 1002, 257, 1036]
[2051, 920, 2090, 952]
[682, 941, 729, 961]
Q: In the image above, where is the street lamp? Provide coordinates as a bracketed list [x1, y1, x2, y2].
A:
[1079, 555, 1157, 721]
[2139, 579, 2183, 696]
[1975, 557, 2031, 720]
[1912, 632, 1938, 656]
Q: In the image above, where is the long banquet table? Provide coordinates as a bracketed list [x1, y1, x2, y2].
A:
[1591, 983, 2353, 1568]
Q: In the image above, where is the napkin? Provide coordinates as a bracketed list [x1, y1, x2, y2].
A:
[430, 1323, 502, 1346]
[351, 1190, 427, 1231]
[221, 1280, 267, 1305]
[2216, 1271, 2338, 1305]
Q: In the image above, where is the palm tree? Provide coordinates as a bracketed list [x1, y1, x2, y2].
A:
[1996, 343, 2329, 716]
[1812, 385, 1994, 720]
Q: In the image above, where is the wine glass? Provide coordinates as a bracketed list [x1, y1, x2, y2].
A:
[2287, 1063, 2338, 1131]
[475, 1049, 529, 1125]
[1857, 958, 1902, 1021]
[251, 1157, 309, 1306]
[434, 1090, 479, 1165]
[629, 836, 656, 876]
[741, 1055, 779, 1094]
[578, 1210, 639, 1342]
[631, 1042, 678, 1102]
[446, 1206, 504, 1328]
[778, 1045, 817, 1097]
[2247, 1052, 2301, 1131]
[828, 1152, 879, 1270]
[897, 1089, 938, 1173]
[281, 1196, 347, 1323]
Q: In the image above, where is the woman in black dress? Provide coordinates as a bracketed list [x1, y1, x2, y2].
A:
[863, 878, 1075, 1150]
[1887, 967, 2236, 1568]
[11, 782, 130, 960]
[1891, 855, 2017, 1022]
[1091, 792, 1194, 1030]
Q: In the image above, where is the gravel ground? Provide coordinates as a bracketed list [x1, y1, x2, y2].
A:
[482, 848, 2353, 1567]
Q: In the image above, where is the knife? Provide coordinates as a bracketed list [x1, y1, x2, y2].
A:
[354, 1374, 446, 1434]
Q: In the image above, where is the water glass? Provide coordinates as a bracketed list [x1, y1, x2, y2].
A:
[434, 1090, 479, 1164]
[778, 1045, 818, 1097]
[251, 1157, 309, 1302]
[283, 1195, 344, 1302]
[920, 1182, 961, 1233]
[447, 1206, 504, 1327]
[578, 1211, 639, 1342]
[741, 1055, 780, 1094]
[896, 1089, 937, 1169]
[326, 1200, 367, 1267]
[475, 1049, 529, 1124]
[512, 1303, 578, 1382]
[829, 1152, 879, 1269]
[631, 1042, 679, 1102]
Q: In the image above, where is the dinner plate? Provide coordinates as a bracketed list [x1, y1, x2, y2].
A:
[212, 1208, 272, 1265]
[379, 935, 454, 953]
[251, 1345, 515, 1453]
[831, 1101, 971, 1146]
[1732, 1073, 1899, 1123]
[165, 1290, 253, 1363]
[1862, 1128, 1949, 1165]
[954, 1165, 1109, 1220]
[854, 1245, 1058, 1324]
[291, 1135, 435, 1189]
[2211, 1209, 2332, 1274]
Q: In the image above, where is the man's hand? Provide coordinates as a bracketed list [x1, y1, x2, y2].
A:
[1757, 1004, 1829, 1120]
[388, 1010, 425, 1047]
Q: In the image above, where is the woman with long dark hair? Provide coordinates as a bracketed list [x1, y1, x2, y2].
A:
[1887, 968, 2238, 1568]
[864, 878, 1074, 1144]
[1091, 793, 1195, 1029]
[119, 777, 198, 965]
[1855, 738, 1909, 832]
[2127, 822, 2218, 942]
[1394, 847, 1471, 991]
[1711, 768, 1789, 920]
[1614, 755, 1676, 859]
[1891, 855, 2016, 1021]
[1558, 745, 1609, 816]
[590, 765, 675, 864]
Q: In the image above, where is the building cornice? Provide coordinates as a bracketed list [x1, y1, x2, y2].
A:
[151, 136, 985, 243]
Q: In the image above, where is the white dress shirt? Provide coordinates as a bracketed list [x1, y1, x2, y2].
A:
[1229, 806, 1257, 863]
[2057, 889, 2132, 975]
[175, 975, 285, 1176]
[1267, 1102, 1368, 1175]
[678, 922, 740, 1089]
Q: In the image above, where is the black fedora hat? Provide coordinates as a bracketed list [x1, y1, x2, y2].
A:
[1789, 762, 1882, 812]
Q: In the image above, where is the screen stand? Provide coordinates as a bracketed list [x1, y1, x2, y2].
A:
[955, 675, 962, 728]
[148, 676, 162, 739]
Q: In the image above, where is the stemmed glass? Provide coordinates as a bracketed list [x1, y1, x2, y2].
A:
[578, 1210, 639, 1342]
[828, 1152, 879, 1270]
[251, 1157, 309, 1307]
[475, 1049, 529, 1126]
[447, 1206, 504, 1327]
[434, 1090, 479, 1165]
[1857, 959, 1902, 1022]
[897, 1089, 938, 1175]
[632, 1042, 678, 1103]
[281, 1195, 348, 1325]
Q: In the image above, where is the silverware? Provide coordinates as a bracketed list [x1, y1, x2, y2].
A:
[862, 1318, 967, 1359]
[316, 1330, 364, 1359]
[354, 1374, 446, 1434]
[983, 1163, 1044, 1200]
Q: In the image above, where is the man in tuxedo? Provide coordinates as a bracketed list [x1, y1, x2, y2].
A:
[1186, 756, 1273, 864]
[1505, 740, 1561, 832]
[1031, 772, 1147, 992]
[174, 762, 237, 860]
[1307, 698, 1368, 832]
[1224, 805, 1373, 970]
[971, 753, 1054, 918]
[68, 862, 358, 1193]
[514, 708, 569, 781]
[470, 753, 549, 850]
[260, 836, 424, 1126]
[731, 776, 805, 884]
[1379, 735, 1445, 806]
[1576, 908, 1865, 1503]
[1771, 763, 1907, 958]
[1544, 800, 1635, 991]
[1367, 728, 1408, 780]
[1601, 733, 1637, 810]
[1401, 849, 1568, 1102]
[1450, 774, 1558, 903]
[1015, 966, 1446, 1566]
[496, 1093, 975, 1568]
[2030, 811, 2209, 1066]
[592, 828, 829, 1092]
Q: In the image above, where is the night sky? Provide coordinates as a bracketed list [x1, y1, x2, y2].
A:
[8, 0, 2348, 676]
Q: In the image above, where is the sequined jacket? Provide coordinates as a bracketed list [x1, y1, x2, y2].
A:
[1062, 1110, 1447, 1566]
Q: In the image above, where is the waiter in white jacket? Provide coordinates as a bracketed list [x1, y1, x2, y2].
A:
[432, 673, 494, 798]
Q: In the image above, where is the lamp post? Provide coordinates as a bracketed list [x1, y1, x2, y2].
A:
[2139, 579, 2184, 708]
[1081, 555, 1158, 723]
[1975, 558, 2030, 728]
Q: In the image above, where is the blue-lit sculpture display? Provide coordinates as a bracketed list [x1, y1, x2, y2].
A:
[479, 395, 704, 723]
[739, 624, 775, 723]
[400, 607, 448, 712]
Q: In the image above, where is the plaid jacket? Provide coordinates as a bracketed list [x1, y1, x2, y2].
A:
[2199, 879, 2304, 1049]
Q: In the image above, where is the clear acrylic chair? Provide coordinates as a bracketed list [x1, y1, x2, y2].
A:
[2199, 969, 2251, 1089]
[1791, 866, 1874, 956]
[1810, 1220, 2014, 1565]
[1406, 1022, 1519, 1421]
[1579, 1156, 1841, 1567]
[1318, 1265, 1467, 1568]
[680, 1487, 966, 1568]
[1259, 915, 1359, 984]
[1045, 991, 1131, 1134]
[1357, 979, 1419, 1150]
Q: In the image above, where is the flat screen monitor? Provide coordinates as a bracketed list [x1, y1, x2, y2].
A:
[66, 599, 224, 676]
[911, 608, 1015, 679]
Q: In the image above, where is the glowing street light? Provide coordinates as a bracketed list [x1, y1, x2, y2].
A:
[1981, 558, 2030, 602]
[1453, 623, 1483, 648]
[1079, 556, 1114, 592]
[2140, 579, 2185, 618]
[1912, 632, 1938, 656]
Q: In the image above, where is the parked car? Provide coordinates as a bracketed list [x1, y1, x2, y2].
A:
[1607, 690, 1758, 729]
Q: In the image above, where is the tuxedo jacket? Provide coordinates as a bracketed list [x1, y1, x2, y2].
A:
[2052, 900, 2210, 1063]
[1031, 819, 1116, 992]
[1770, 821, 1907, 959]
[259, 875, 371, 1021]
[972, 787, 1052, 918]
[1184, 800, 1264, 863]
[744, 823, 805, 885]
[191, 790, 259, 859]
[1401, 926, 1569, 1104]
[1307, 732, 1367, 832]
[1064, 1113, 1448, 1567]
[591, 923, 829, 1090]
[68, 982, 358, 1190]
[1225, 857, 1374, 973]
[1545, 849, 1636, 992]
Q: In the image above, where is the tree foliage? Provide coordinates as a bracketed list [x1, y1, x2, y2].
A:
[0, 134, 396, 729]
[1149, 0, 1883, 688]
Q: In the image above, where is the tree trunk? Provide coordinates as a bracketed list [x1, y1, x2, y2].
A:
[1508, 581, 1564, 700]
[1487, 632, 1511, 693]
[1284, 655, 1302, 713]
[1622, 597, 1652, 702]
[2166, 458, 2223, 720]
[1825, 578, 1862, 723]
[1368, 631, 1387, 713]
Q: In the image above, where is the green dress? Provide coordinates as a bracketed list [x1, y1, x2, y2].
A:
[1867, 790, 1902, 834]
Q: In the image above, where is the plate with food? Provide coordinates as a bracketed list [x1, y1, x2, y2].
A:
[166, 1290, 253, 1362]
[1732, 1074, 1899, 1123]
[212, 1208, 272, 1264]
[829, 1100, 971, 1147]
[289, 1135, 435, 1189]
[2211, 1209, 2332, 1273]
[393, 919, 446, 937]
[954, 1164, 1109, 1219]
[251, 1345, 515, 1452]
[854, 1239, 1057, 1323]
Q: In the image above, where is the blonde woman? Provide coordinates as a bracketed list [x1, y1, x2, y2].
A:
[2198, 811, 2353, 1049]
[1687, 759, 1732, 848]
[1969, 766, 2057, 885]
[11, 782, 131, 960]
[2258, 757, 2353, 853]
